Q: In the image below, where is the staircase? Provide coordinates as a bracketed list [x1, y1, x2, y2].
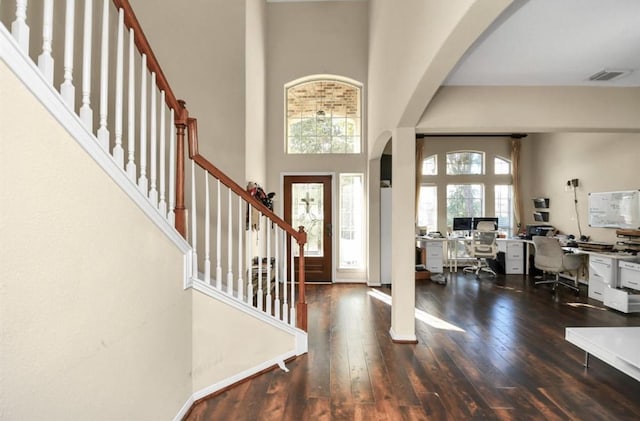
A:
[1, 1, 307, 419]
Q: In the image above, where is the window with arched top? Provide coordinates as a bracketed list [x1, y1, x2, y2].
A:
[286, 78, 362, 154]
[494, 156, 511, 174]
[422, 154, 437, 175]
[446, 151, 484, 175]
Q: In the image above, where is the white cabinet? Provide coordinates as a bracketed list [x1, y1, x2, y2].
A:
[603, 287, 640, 313]
[619, 261, 640, 290]
[589, 255, 617, 287]
[425, 241, 444, 274]
[505, 241, 524, 274]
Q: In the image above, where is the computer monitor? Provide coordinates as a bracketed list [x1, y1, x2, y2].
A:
[472, 217, 498, 230]
[452, 217, 473, 231]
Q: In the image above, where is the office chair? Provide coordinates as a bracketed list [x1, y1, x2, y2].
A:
[463, 221, 498, 277]
[532, 236, 584, 294]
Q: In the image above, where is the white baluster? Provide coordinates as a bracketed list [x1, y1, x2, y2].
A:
[38, 0, 54, 84]
[247, 204, 253, 304]
[167, 108, 176, 224]
[215, 179, 222, 290]
[266, 224, 272, 315]
[158, 92, 167, 216]
[112, 8, 124, 168]
[79, 0, 93, 131]
[204, 175, 211, 285]
[125, 28, 136, 181]
[191, 161, 198, 278]
[282, 232, 288, 324]
[227, 188, 233, 295]
[60, 0, 75, 109]
[257, 218, 263, 311]
[11, 0, 30, 54]
[148, 73, 158, 206]
[274, 228, 280, 320]
[237, 196, 244, 301]
[138, 54, 148, 193]
[290, 237, 296, 327]
[96, 0, 109, 150]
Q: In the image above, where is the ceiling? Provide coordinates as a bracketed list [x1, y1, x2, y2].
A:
[444, 0, 640, 87]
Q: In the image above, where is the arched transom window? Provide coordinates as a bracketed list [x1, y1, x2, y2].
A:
[286, 79, 361, 154]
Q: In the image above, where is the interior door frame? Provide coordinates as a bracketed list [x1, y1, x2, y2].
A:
[280, 172, 336, 283]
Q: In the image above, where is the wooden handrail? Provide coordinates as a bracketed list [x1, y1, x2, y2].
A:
[114, 0, 307, 330]
[111, 0, 179, 111]
[187, 118, 307, 244]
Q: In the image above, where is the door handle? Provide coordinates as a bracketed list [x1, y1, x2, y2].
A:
[326, 223, 332, 237]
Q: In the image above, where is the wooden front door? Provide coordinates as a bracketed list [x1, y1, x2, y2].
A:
[284, 175, 332, 282]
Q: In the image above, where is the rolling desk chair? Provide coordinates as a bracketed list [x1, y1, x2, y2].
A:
[532, 236, 584, 294]
[463, 221, 498, 277]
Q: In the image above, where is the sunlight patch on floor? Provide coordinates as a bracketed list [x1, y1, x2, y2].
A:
[368, 289, 466, 332]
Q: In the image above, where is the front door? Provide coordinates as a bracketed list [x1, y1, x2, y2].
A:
[284, 175, 332, 282]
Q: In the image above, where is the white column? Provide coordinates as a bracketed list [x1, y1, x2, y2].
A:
[79, 0, 93, 131]
[390, 127, 417, 343]
[60, 0, 75, 109]
[96, 0, 109, 150]
[266, 225, 272, 314]
[282, 231, 288, 323]
[11, 0, 30, 54]
[274, 228, 280, 320]
[246, 206, 253, 304]
[113, 8, 124, 168]
[125, 28, 136, 181]
[37, 0, 55, 84]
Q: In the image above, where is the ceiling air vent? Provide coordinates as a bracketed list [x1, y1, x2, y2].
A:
[588, 69, 630, 82]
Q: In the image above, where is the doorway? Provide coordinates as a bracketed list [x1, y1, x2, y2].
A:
[284, 175, 332, 282]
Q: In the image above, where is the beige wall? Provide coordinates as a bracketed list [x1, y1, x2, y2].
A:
[265, 1, 369, 280]
[419, 86, 640, 133]
[246, 0, 268, 185]
[367, 0, 512, 156]
[521, 133, 640, 244]
[191, 289, 296, 392]
[130, 0, 246, 182]
[0, 62, 192, 420]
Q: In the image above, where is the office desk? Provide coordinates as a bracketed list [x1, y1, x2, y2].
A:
[417, 237, 532, 275]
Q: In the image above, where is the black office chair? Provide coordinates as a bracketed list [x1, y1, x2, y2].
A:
[532, 236, 584, 294]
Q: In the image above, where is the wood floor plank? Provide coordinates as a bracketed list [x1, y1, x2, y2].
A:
[184, 275, 640, 420]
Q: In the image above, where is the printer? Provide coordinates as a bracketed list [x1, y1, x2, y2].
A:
[525, 224, 554, 240]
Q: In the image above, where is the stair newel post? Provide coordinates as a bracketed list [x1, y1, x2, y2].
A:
[296, 226, 307, 331]
[173, 100, 188, 238]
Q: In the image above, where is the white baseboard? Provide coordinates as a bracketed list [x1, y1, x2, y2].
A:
[389, 327, 417, 343]
[173, 350, 298, 421]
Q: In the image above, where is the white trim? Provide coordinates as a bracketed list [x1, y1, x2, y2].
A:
[173, 348, 300, 421]
[389, 327, 417, 343]
[1, 26, 191, 281]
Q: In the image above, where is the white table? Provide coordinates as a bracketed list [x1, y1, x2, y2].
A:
[565, 327, 640, 382]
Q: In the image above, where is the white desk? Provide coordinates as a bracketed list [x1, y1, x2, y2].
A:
[566, 327, 640, 382]
[416, 237, 531, 275]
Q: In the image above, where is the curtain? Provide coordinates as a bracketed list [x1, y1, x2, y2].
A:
[415, 137, 425, 221]
[511, 137, 523, 235]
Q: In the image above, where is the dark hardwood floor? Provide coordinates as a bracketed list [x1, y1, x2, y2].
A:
[185, 272, 640, 420]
